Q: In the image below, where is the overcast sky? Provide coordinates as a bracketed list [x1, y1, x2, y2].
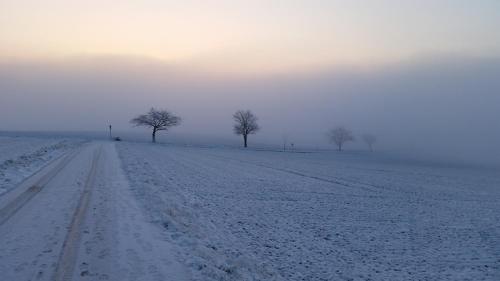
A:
[0, 1, 499, 164]
[2, 0, 500, 70]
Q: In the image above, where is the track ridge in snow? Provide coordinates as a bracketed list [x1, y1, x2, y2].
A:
[0, 147, 81, 225]
[201, 151, 381, 193]
[53, 145, 102, 281]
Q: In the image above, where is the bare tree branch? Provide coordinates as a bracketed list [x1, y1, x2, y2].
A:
[131, 108, 181, 143]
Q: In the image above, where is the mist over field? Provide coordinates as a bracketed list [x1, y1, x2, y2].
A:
[1, 55, 499, 164]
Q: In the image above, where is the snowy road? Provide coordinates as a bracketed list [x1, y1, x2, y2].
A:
[0, 142, 188, 281]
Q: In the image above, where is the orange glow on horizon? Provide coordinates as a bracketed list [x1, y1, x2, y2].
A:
[1, 0, 499, 73]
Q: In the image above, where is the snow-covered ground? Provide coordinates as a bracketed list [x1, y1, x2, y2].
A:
[0, 136, 83, 195]
[1, 137, 498, 281]
[117, 142, 500, 281]
[0, 141, 188, 281]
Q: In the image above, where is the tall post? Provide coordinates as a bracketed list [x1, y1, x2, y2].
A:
[109, 125, 112, 140]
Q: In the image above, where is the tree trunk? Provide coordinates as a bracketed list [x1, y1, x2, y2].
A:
[243, 134, 248, 148]
[152, 129, 156, 143]
[338, 143, 342, 151]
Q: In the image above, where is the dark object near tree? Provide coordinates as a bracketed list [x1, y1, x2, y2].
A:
[327, 126, 354, 151]
[114, 137, 122, 141]
[131, 108, 181, 143]
[233, 110, 260, 148]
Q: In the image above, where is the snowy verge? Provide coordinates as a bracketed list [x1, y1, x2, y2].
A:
[0, 137, 84, 195]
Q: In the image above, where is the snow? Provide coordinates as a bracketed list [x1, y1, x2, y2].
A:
[0, 143, 99, 281]
[117, 142, 500, 281]
[73, 142, 189, 280]
[1, 136, 498, 280]
[0, 136, 83, 195]
[0, 142, 189, 280]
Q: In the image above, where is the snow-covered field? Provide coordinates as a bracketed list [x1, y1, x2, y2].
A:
[0, 136, 83, 195]
[117, 142, 500, 281]
[1, 137, 498, 281]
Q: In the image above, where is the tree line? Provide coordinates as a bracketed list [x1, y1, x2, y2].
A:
[131, 108, 376, 151]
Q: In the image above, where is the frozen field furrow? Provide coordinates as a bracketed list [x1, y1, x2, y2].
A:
[117, 143, 500, 281]
[199, 149, 500, 199]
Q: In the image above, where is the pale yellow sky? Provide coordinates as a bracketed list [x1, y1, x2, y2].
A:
[1, 0, 499, 72]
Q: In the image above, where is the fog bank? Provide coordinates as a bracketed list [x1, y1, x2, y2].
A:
[0, 55, 499, 164]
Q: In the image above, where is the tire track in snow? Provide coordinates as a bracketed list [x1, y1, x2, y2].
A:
[53, 145, 102, 281]
[183, 150, 381, 193]
[193, 150, 449, 198]
[0, 148, 82, 226]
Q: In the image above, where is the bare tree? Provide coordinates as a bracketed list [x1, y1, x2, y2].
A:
[362, 134, 377, 152]
[327, 126, 354, 151]
[233, 110, 260, 148]
[131, 108, 181, 143]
